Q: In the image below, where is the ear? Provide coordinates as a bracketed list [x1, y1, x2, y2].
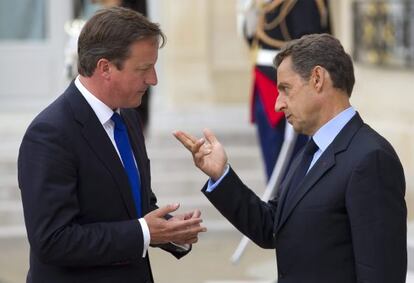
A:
[311, 65, 325, 93]
[95, 58, 111, 80]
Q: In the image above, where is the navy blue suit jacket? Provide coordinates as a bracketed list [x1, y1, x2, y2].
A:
[203, 113, 407, 283]
[18, 82, 187, 283]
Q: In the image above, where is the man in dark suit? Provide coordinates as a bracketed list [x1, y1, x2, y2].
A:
[18, 7, 206, 283]
[174, 34, 407, 282]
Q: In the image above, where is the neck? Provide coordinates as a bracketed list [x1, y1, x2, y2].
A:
[78, 76, 115, 109]
[325, 97, 351, 121]
[313, 91, 351, 135]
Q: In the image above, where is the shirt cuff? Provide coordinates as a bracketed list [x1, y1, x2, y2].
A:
[138, 218, 150, 258]
[205, 164, 230, 193]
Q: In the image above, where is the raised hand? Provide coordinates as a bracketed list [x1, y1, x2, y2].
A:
[173, 128, 228, 181]
[144, 204, 207, 245]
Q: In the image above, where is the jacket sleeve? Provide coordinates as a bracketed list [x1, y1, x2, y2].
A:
[346, 149, 407, 282]
[202, 166, 277, 249]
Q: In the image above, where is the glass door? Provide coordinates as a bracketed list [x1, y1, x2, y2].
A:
[0, 0, 72, 109]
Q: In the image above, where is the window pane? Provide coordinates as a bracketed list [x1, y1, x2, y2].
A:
[353, 1, 414, 68]
[0, 0, 46, 40]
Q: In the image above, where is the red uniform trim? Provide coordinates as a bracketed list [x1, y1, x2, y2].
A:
[251, 67, 285, 127]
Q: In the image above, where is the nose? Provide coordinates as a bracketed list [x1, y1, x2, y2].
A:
[275, 93, 285, 112]
[146, 67, 158, 86]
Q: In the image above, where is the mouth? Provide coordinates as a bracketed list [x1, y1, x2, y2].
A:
[285, 114, 294, 124]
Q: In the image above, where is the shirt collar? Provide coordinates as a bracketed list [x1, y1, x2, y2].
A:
[312, 106, 356, 152]
[75, 76, 117, 125]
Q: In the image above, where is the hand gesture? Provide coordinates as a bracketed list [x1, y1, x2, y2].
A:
[169, 209, 202, 245]
[173, 128, 228, 180]
[144, 204, 206, 245]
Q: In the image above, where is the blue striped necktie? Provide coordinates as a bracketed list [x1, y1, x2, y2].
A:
[111, 112, 142, 217]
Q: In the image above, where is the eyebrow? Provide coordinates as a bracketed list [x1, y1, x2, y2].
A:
[137, 63, 154, 68]
[277, 82, 289, 91]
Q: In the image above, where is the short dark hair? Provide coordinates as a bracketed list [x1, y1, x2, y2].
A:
[274, 33, 355, 96]
[77, 6, 165, 77]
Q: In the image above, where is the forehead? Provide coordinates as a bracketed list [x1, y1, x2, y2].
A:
[126, 37, 159, 62]
[277, 55, 293, 72]
[277, 57, 298, 81]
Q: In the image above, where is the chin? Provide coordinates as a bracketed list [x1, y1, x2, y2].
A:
[134, 100, 142, 108]
[291, 124, 301, 134]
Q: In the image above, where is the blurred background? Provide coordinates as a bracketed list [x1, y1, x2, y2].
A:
[0, 0, 413, 282]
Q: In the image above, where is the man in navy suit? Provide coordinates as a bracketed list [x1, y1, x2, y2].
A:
[18, 7, 206, 283]
[175, 34, 407, 282]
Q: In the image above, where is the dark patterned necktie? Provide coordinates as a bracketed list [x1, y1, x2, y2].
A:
[283, 138, 318, 209]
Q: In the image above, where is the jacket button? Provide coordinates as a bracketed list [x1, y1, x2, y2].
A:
[279, 272, 284, 278]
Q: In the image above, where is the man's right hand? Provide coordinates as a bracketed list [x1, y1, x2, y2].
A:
[144, 204, 207, 245]
[173, 128, 228, 181]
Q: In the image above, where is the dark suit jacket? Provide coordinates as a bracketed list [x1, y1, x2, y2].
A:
[203, 113, 407, 283]
[18, 82, 188, 283]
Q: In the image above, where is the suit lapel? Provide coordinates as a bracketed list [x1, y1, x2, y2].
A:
[276, 149, 336, 232]
[64, 83, 138, 218]
[275, 113, 364, 233]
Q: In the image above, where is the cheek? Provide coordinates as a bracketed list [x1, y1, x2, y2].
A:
[120, 76, 138, 90]
[291, 97, 309, 118]
[302, 100, 318, 120]
[129, 73, 145, 85]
